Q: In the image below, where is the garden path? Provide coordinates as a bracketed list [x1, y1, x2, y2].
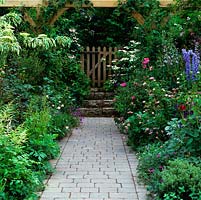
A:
[40, 117, 147, 200]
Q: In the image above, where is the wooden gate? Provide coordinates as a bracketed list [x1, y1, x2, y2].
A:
[81, 46, 118, 87]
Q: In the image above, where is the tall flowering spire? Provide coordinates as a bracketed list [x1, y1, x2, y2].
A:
[182, 49, 200, 81]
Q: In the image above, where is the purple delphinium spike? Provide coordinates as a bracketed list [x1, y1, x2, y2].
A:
[182, 49, 191, 80]
[192, 51, 199, 80]
[182, 49, 200, 81]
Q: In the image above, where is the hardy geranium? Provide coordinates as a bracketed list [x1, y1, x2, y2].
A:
[120, 82, 127, 87]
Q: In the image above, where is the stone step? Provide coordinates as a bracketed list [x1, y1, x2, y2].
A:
[79, 107, 116, 117]
[83, 99, 114, 108]
[88, 91, 114, 100]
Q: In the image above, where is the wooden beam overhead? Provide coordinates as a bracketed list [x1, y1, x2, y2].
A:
[0, 0, 43, 7]
[0, 0, 174, 8]
[160, 0, 173, 7]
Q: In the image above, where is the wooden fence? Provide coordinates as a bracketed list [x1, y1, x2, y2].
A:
[81, 46, 118, 87]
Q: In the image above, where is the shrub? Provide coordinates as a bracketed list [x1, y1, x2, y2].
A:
[158, 159, 201, 200]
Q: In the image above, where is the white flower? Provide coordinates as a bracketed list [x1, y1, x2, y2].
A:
[57, 106, 61, 110]
[112, 65, 120, 70]
[119, 57, 129, 62]
[69, 28, 76, 32]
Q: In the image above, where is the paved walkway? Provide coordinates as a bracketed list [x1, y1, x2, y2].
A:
[40, 118, 147, 200]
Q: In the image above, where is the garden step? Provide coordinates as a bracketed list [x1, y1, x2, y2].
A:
[79, 107, 116, 117]
[88, 91, 114, 100]
[83, 99, 114, 108]
[80, 88, 116, 117]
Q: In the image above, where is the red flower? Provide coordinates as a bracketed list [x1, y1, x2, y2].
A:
[178, 104, 186, 111]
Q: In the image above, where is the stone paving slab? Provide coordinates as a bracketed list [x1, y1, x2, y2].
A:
[40, 118, 147, 200]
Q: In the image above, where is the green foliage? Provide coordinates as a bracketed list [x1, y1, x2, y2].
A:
[20, 33, 72, 49]
[0, 104, 41, 200]
[24, 97, 60, 162]
[50, 112, 79, 139]
[56, 6, 137, 47]
[0, 13, 21, 56]
[158, 159, 201, 200]
[165, 94, 201, 156]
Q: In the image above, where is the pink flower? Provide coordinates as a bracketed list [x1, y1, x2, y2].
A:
[131, 96, 136, 101]
[142, 58, 150, 64]
[148, 168, 155, 173]
[120, 82, 127, 87]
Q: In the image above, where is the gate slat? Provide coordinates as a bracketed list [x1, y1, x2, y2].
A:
[98, 46, 101, 87]
[103, 46, 107, 83]
[81, 51, 84, 71]
[108, 47, 112, 78]
[86, 46, 90, 78]
[92, 46, 96, 87]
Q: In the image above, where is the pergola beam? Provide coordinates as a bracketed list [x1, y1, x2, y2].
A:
[0, 0, 174, 8]
[0, 0, 43, 7]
